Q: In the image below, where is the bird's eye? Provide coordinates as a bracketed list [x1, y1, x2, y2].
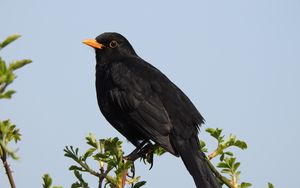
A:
[109, 40, 118, 48]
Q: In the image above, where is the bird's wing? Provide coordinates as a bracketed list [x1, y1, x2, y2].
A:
[108, 61, 177, 154]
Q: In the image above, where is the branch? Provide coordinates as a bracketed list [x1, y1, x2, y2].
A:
[208, 146, 223, 160]
[1, 148, 16, 188]
[206, 158, 233, 188]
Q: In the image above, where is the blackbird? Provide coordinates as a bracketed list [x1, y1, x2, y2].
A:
[83, 32, 221, 188]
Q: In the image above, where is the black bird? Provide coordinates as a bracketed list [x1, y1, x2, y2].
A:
[83, 32, 221, 188]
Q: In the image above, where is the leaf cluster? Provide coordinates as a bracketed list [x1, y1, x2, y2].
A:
[64, 134, 145, 188]
[0, 34, 31, 99]
[0, 34, 31, 188]
[0, 120, 21, 160]
[204, 128, 251, 188]
[0, 34, 31, 161]
[42, 174, 62, 188]
[57, 128, 275, 188]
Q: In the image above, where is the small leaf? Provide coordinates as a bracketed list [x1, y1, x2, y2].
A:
[232, 162, 240, 173]
[42, 174, 52, 188]
[240, 182, 252, 188]
[73, 170, 89, 188]
[235, 140, 248, 150]
[220, 168, 232, 175]
[217, 162, 230, 169]
[0, 34, 21, 49]
[86, 133, 98, 148]
[199, 140, 208, 153]
[268, 182, 274, 188]
[0, 90, 16, 99]
[227, 157, 236, 168]
[69, 165, 85, 172]
[82, 147, 96, 161]
[220, 153, 225, 161]
[206, 128, 224, 144]
[8, 59, 32, 71]
[154, 146, 166, 156]
[224, 151, 233, 156]
[133, 181, 146, 188]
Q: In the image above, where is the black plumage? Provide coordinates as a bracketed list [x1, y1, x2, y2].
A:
[83, 32, 221, 188]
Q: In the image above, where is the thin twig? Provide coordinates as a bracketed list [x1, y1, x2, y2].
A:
[119, 169, 127, 188]
[99, 167, 104, 188]
[80, 161, 100, 177]
[208, 146, 222, 160]
[1, 148, 16, 188]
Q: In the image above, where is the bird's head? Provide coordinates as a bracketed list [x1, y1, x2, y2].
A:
[83, 32, 137, 62]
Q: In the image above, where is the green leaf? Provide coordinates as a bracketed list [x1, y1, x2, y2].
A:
[71, 182, 82, 188]
[42, 174, 52, 188]
[154, 146, 166, 156]
[240, 182, 252, 188]
[42, 173, 62, 188]
[69, 165, 85, 172]
[82, 147, 96, 161]
[216, 162, 230, 169]
[268, 182, 274, 188]
[206, 128, 224, 144]
[220, 168, 232, 175]
[235, 140, 248, 150]
[224, 151, 233, 156]
[232, 162, 240, 173]
[0, 119, 21, 159]
[8, 59, 32, 71]
[0, 34, 21, 49]
[199, 140, 208, 153]
[0, 90, 16, 99]
[227, 157, 236, 168]
[85, 133, 98, 148]
[73, 170, 89, 188]
[133, 181, 146, 188]
[220, 153, 225, 161]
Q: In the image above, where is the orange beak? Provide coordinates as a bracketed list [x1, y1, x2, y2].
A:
[82, 39, 105, 49]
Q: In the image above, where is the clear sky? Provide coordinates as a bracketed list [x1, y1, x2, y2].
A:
[1, 0, 299, 187]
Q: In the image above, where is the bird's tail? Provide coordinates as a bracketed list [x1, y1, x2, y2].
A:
[174, 136, 221, 188]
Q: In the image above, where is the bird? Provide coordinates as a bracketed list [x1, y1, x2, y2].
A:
[83, 32, 221, 188]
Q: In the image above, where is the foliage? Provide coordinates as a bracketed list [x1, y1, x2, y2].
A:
[42, 174, 62, 188]
[0, 34, 31, 188]
[58, 128, 275, 188]
[203, 128, 251, 188]
[0, 34, 32, 99]
[0, 120, 21, 160]
[0, 34, 31, 160]
[63, 134, 146, 188]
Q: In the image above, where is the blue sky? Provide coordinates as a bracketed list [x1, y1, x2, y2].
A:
[1, 0, 299, 187]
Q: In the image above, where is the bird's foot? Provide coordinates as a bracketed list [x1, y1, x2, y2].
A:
[123, 140, 148, 161]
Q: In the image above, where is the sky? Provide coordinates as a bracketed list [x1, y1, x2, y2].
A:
[1, 0, 300, 187]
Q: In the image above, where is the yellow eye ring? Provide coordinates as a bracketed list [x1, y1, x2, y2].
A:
[109, 40, 118, 48]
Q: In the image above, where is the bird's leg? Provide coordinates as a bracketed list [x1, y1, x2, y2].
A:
[128, 142, 158, 162]
[125, 141, 158, 179]
[136, 143, 158, 169]
[123, 139, 149, 161]
[124, 140, 148, 179]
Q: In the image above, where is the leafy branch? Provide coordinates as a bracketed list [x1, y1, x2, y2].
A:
[57, 127, 275, 188]
[201, 128, 274, 188]
[63, 134, 146, 188]
[0, 34, 32, 188]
